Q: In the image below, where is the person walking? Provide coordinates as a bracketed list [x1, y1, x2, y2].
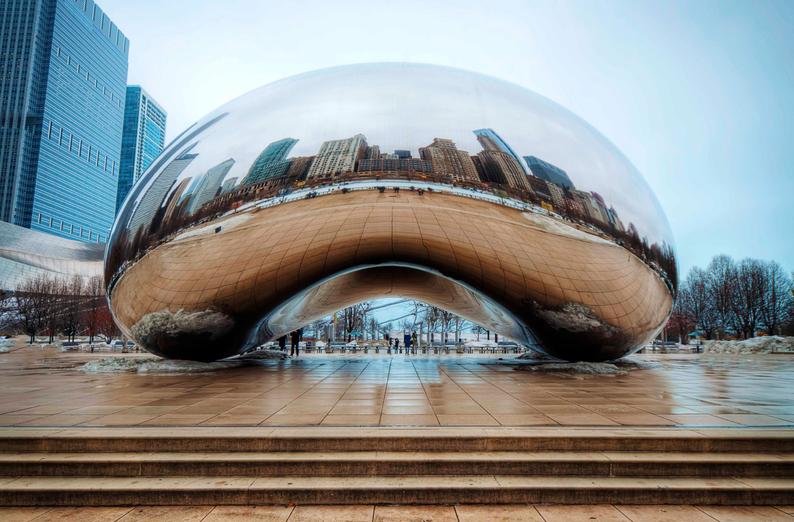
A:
[411, 331, 418, 354]
[404, 332, 412, 355]
[290, 330, 301, 357]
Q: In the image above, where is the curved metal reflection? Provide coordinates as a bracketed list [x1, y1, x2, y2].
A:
[106, 63, 676, 362]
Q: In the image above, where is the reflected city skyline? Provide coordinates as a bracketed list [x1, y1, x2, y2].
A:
[108, 126, 677, 293]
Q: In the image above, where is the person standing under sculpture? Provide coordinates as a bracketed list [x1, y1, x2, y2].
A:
[278, 335, 287, 352]
[290, 329, 301, 357]
[404, 332, 412, 355]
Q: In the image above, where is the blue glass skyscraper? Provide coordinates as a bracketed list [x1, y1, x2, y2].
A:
[524, 155, 575, 190]
[0, 0, 128, 243]
[473, 128, 528, 174]
[116, 86, 167, 213]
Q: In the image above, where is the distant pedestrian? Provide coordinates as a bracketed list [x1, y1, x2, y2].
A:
[278, 335, 287, 352]
[290, 330, 301, 357]
[411, 332, 418, 352]
[404, 332, 412, 355]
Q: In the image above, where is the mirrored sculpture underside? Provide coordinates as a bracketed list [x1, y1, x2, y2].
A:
[109, 189, 672, 361]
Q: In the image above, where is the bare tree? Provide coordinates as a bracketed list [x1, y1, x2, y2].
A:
[439, 309, 455, 342]
[60, 275, 84, 343]
[471, 325, 487, 341]
[666, 296, 694, 344]
[82, 276, 104, 344]
[732, 258, 765, 339]
[342, 303, 370, 341]
[378, 321, 392, 341]
[758, 261, 792, 335]
[368, 317, 378, 341]
[15, 275, 53, 344]
[706, 255, 738, 338]
[681, 267, 718, 339]
[95, 302, 120, 343]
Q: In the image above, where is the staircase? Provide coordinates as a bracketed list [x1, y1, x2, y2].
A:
[1, 427, 793, 506]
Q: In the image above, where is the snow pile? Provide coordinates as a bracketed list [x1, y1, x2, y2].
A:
[515, 357, 658, 377]
[131, 309, 234, 346]
[0, 337, 13, 352]
[81, 357, 241, 374]
[239, 349, 289, 360]
[517, 350, 554, 360]
[704, 336, 794, 354]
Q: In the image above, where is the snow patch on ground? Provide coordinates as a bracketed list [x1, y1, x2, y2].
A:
[239, 349, 290, 361]
[704, 336, 794, 354]
[81, 357, 242, 374]
[514, 356, 658, 378]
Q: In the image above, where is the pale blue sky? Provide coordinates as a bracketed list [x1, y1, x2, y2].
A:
[101, 0, 793, 278]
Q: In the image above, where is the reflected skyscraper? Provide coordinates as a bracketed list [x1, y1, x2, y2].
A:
[307, 134, 367, 178]
[0, 0, 129, 243]
[243, 138, 297, 185]
[187, 159, 235, 213]
[524, 155, 574, 190]
[116, 86, 167, 213]
[128, 147, 197, 234]
[419, 138, 479, 183]
[474, 129, 527, 173]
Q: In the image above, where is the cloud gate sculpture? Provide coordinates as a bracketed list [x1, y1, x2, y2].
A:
[106, 63, 676, 362]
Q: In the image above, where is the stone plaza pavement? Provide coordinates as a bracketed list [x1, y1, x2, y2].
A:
[1, 504, 793, 521]
[0, 348, 793, 428]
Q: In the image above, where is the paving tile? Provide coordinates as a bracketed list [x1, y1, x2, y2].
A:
[37, 507, 135, 521]
[288, 505, 374, 522]
[696, 506, 794, 521]
[374, 505, 458, 521]
[0, 507, 54, 522]
[535, 504, 631, 521]
[436, 414, 499, 426]
[615, 505, 717, 522]
[660, 414, 739, 426]
[118, 506, 214, 521]
[493, 414, 558, 425]
[203, 505, 294, 521]
[455, 504, 545, 521]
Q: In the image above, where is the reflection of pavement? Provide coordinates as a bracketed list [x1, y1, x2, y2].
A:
[1, 348, 793, 429]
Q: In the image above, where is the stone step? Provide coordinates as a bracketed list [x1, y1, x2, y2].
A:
[1, 451, 792, 477]
[2, 475, 792, 506]
[3, 428, 794, 453]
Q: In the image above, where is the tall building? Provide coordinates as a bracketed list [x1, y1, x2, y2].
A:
[187, 158, 234, 213]
[115, 86, 167, 213]
[473, 129, 527, 173]
[243, 138, 297, 185]
[419, 138, 479, 183]
[477, 150, 531, 191]
[306, 134, 367, 179]
[357, 158, 432, 173]
[0, 0, 129, 243]
[524, 155, 574, 190]
[127, 147, 197, 235]
[220, 177, 239, 195]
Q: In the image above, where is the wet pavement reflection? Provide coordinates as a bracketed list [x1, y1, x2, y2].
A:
[1, 349, 793, 428]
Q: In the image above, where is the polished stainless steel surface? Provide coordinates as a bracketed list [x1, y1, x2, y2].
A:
[0, 221, 104, 291]
[106, 63, 676, 362]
